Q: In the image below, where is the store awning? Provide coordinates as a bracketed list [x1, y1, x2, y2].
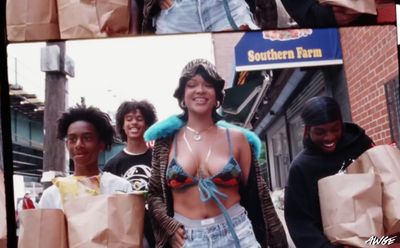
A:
[235, 28, 343, 71]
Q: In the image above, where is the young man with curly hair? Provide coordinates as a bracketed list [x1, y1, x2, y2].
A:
[39, 105, 132, 209]
[103, 100, 158, 248]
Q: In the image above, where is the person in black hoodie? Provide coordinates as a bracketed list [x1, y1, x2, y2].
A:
[284, 96, 374, 248]
[281, 0, 377, 28]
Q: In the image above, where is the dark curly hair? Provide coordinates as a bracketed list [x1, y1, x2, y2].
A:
[57, 105, 115, 150]
[115, 100, 158, 141]
[173, 58, 225, 122]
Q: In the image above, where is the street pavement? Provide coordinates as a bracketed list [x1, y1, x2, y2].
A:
[276, 208, 296, 248]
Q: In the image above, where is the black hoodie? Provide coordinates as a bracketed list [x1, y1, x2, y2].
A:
[280, 0, 377, 28]
[284, 123, 374, 248]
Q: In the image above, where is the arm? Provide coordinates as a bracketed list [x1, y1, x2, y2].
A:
[147, 139, 183, 247]
[284, 165, 342, 248]
[158, 0, 173, 10]
[280, 0, 336, 27]
[331, 6, 361, 25]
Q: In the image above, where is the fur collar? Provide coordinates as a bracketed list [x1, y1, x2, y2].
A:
[144, 115, 262, 159]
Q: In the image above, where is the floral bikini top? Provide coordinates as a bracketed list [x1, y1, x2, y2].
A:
[166, 128, 243, 248]
[166, 128, 241, 189]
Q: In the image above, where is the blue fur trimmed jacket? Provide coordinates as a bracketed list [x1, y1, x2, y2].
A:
[144, 115, 288, 248]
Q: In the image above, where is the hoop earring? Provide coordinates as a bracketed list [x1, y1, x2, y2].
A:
[180, 101, 186, 108]
[216, 101, 221, 108]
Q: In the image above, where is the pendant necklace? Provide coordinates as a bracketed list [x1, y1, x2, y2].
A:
[186, 124, 214, 141]
[183, 130, 212, 179]
[183, 131, 212, 161]
[183, 131, 193, 153]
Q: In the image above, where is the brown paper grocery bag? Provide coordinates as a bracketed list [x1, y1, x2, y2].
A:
[6, 0, 60, 41]
[96, 0, 131, 35]
[318, 0, 377, 15]
[57, 0, 130, 39]
[64, 193, 145, 248]
[18, 209, 68, 248]
[318, 173, 384, 247]
[347, 145, 400, 235]
[0, 171, 6, 248]
[57, 0, 102, 39]
[0, 239, 6, 248]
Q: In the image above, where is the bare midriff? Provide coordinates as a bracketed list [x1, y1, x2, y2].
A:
[172, 185, 241, 219]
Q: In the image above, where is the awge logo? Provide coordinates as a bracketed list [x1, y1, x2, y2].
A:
[365, 236, 397, 246]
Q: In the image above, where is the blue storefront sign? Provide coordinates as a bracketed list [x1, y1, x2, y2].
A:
[235, 28, 343, 71]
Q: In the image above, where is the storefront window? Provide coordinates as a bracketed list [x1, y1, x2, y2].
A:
[289, 115, 304, 159]
[385, 78, 400, 147]
[267, 118, 290, 190]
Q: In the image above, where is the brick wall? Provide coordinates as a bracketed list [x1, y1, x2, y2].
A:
[339, 25, 398, 144]
[212, 32, 244, 88]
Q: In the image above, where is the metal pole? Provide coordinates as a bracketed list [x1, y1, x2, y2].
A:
[14, 57, 17, 86]
[42, 41, 68, 188]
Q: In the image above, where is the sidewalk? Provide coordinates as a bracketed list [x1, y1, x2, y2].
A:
[276, 208, 296, 248]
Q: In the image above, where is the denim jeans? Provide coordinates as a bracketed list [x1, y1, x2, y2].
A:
[155, 0, 259, 34]
[174, 204, 261, 248]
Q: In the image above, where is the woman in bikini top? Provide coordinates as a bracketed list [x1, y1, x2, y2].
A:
[146, 59, 288, 248]
[164, 59, 256, 248]
[166, 128, 242, 190]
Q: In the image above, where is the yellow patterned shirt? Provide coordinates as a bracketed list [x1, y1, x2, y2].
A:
[52, 175, 101, 205]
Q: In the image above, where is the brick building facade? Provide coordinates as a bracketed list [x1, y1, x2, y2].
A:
[214, 25, 399, 190]
[340, 25, 398, 145]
